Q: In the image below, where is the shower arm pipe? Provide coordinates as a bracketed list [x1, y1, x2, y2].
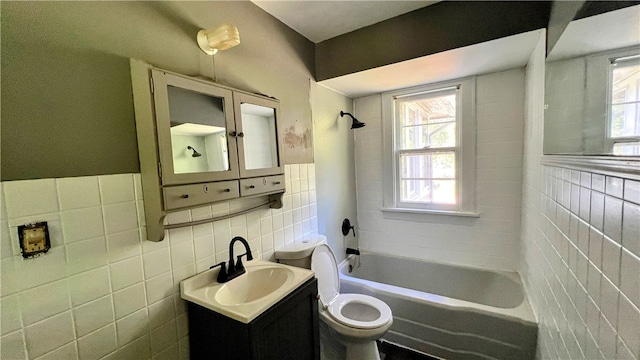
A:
[164, 199, 277, 230]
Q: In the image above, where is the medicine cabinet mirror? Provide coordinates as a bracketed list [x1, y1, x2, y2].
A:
[544, 4, 640, 156]
[235, 93, 283, 178]
[154, 69, 240, 185]
[130, 59, 285, 241]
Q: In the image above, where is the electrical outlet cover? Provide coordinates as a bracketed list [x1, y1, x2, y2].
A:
[18, 222, 51, 258]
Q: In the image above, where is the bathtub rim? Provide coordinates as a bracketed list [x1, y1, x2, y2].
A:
[338, 251, 537, 326]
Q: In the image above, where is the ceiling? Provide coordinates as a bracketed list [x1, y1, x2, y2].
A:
[547, 5, 640, 61]
[251, 1, 439, 43]
[320, 29, 545, 98]
[252, 1, 545, 98]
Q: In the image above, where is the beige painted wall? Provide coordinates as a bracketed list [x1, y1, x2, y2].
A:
[1, 1, 315, 181]
[311, 83, 358, 262]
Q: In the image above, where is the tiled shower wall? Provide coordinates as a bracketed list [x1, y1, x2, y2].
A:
[0, 164, 317, 360]
[521, 34, 639, 360]
[531, 167, 640, 359]
[354, 68, 525, 271]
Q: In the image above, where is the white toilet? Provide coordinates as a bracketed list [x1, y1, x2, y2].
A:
[275, 234, 327, 269]
[311, 244, 392, 360]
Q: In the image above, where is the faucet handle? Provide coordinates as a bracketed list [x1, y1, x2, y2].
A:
[235, 255, 245, 272]
[210, 262, 228, 283]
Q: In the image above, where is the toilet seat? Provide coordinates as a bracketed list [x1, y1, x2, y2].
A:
[328, 293, 392, 329]
[311, 244, 392, 330]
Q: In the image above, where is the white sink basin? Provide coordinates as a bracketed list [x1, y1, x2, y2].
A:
[181, 260, 314, 323]
[214, 267, 293, 306]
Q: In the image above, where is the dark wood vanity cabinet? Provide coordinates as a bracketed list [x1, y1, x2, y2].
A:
[187, 278, 319, 360]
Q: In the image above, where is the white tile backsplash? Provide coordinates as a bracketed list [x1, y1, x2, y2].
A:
[68, 266, 111, 307]
[1, 295, 22, 336]
[106, 229, 141, 263]
[19, 280, 70, 326]
[622, 202, 640, 257]
[61, 207, 104, 243]
[116, 308, 149, 347]
[35, 341, 78, 360]
[57, 176, 101, 211]
[73, 295, 114, 337]
[103, 202, 138, 234]
[66, 237, 108, 275]
[0, 167, 315, 359]
[24, 311, 75, 359]
[4, 179, 59, 219]
[98, 174, 135, 205]
[110, 256, 144, 291]
[2, 330, 27, 360]
[624, 179, 640, 204]
[77, 323, 117, 360]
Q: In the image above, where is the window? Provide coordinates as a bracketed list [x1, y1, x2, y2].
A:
[608, 54, 640, 155]
[382, 78, 476, 215]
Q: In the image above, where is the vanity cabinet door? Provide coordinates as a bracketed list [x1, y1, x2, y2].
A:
[152, 69, 240, 186]
[234, 92, 284, 179]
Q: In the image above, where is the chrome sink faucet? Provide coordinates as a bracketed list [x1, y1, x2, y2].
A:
[210, 236, 253, 283]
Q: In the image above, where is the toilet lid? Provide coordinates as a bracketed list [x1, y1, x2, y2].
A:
[310, 244, 339, 306]
[328, 294, 392, 329]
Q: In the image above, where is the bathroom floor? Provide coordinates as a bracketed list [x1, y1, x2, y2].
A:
[378, 341, 439, 360]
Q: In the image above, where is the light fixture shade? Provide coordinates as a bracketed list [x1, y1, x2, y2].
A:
[197, 24, 240, 55]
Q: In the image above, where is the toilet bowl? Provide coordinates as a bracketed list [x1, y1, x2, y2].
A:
[311, 244, 392, 360]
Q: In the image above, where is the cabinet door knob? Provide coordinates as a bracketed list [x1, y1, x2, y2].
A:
[229, 131, 237, 137]
[273, 181, 281, 185]
[237, 132, 244, 138]
[181, 194, 189, 199]
[222, 188, 231, 192]
[248, 185, 256, 189]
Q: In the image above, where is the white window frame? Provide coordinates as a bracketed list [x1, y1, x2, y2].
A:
[606, 53, 640, 154]
[585, 47, 640, 154]
[381, 77, 477, 217]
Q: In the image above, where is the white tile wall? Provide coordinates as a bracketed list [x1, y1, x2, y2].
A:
[353, 68, 526, 271]
[525, 166, 640, 360]
[521, 34, 640, 360]
[0, 164, 317, 360]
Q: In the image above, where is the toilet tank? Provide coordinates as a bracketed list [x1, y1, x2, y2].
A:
[275, 234, 327, 269]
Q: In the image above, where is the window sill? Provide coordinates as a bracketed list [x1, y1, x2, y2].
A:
[381, 207, 479, 218]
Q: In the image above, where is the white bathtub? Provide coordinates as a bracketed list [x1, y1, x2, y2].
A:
[338, 252, 537, 360]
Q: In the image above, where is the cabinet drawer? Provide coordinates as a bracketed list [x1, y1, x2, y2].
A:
[164, 181, 239, 210]
[240, 175, 285, 197]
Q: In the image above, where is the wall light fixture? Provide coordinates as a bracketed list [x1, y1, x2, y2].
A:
[197, 24, 240, 55]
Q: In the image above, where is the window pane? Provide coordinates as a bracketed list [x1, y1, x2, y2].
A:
[613, 142, 640, 155]
[399, 151, 456, 205]
[400, 152, 455, 179]
[610, 103, 640, 137]
[400, 123, 455, 149]
[399, 95, 456, 125]
[399, 92, 457, 150]
[610, 60, 640, 139]
[400, 179, 456, 204]
[612, 64, 640, 103]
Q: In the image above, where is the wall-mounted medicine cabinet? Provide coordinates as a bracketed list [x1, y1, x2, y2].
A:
[130, 59, 285, 241]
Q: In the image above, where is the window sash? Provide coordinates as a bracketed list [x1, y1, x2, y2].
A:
[396, 149, 457, 207]
[382, 77, 475, 215]
[394, 88, 461, 210]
